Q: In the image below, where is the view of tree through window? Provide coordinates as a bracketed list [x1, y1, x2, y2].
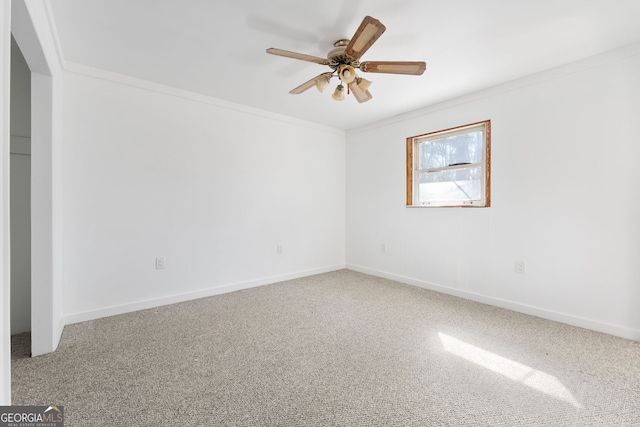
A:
[418, 131, 482, 169]
[407, 121, 490, 207]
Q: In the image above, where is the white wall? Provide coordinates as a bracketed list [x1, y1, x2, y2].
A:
[10, 137, 30, 335]
[62, 70, 346, 322]
[346, 46, 640, 340]
[9, 37, 29, 137]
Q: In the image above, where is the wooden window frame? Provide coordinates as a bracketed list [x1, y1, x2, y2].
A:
[406, 120, 491, 207]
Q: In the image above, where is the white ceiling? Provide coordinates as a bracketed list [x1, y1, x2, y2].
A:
[49, 0, 640, 130]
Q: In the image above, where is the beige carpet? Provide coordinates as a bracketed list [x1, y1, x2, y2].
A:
[11, 270, 640, 426]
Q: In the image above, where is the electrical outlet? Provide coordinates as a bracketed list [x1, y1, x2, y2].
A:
[515, 261, 526, 274]
[155, 257, 165, 270]
[381, 243, 387, 253]
[276, 245, 283, 255]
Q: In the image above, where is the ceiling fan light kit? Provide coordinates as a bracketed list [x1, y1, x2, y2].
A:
[338, 64, 356, 84]
[356, 76, 372, 92]
[266, 16, 426, 104]
[314, 73, 332, 92]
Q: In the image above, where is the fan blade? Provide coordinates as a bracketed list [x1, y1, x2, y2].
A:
[350, 82, 372, 103]
[360, 61, 426, 75]
[266, 48, 328, 65]
[289, 73, 333, 94]
[344, 16, 386, 60]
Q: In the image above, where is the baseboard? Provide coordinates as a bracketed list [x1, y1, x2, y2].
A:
[347, 264, 640, 342]
[64, 264, 346, 326]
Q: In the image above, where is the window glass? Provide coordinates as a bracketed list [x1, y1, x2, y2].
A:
[418, 132, 483, 170]
[418, 167, 482, 203]
[407, 121, 490, 207]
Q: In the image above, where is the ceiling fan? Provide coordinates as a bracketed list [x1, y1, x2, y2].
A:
[266, 16, 426, 103]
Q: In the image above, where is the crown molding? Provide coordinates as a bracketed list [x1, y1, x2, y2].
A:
[348, 41, 640, 136]
[63, 61, 345, 137]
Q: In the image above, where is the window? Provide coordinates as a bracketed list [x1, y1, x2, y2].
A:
[406, 120, 490, 207]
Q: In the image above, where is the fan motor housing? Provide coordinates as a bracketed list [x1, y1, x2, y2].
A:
[327, 39, 359, 70]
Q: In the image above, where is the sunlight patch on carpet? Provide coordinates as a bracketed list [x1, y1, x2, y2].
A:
[438, 332, 582, 408]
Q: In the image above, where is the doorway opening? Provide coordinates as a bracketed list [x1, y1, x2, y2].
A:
[9, 34, 31, 356]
